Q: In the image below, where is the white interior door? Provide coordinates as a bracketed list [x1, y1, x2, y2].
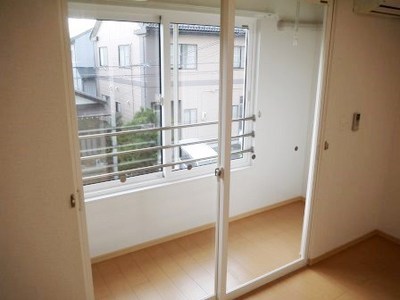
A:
[0, 1, 93, 299]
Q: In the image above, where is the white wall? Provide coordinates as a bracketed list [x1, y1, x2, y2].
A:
[308, 0, 400, 259]
[85, 16, 322, 258]
[0, 1, 92, 299]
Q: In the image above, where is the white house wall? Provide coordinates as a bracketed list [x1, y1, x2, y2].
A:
[73, 30, 95, 67]
[85, 17, 322, 258]
[95, 21, 143, 121]
[176, 33, 246, 140]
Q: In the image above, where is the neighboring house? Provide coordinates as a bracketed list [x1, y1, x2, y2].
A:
[71, 28, 113, 128]
[90, 21, 161, 124]
[75, 91, 110, 120]
[71, 22, 246, 141]
[71, 29, 116, 181]
[70, 29, 97, 96]
[75, 91, 112, 181]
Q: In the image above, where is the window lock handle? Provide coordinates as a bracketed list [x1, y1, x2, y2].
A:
[215, 167, 224, 178]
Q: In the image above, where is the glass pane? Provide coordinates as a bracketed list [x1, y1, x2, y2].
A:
[170, 23, 248, 170]
[231, 29, 247, 161]
[70, 16, 219, 300]
[69, 19, 162, 185]
[226, 1, 325, 292]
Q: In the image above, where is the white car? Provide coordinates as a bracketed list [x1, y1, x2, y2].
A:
[178, 138, 217, 169]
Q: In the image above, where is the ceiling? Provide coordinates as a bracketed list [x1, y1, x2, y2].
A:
[71, 0, 325, 23]
[151, 0, 324, 22]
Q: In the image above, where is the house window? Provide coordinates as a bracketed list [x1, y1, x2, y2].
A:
[171, 44, 198, 69]
[82, 79, 96, 96]
[234, 46, 245, 69]
[99, 47, 108, 66]
[232, 105, 239, 119]
[68, 15, 253, 196]
[118, 44, 131, 67]
[179, 44, 197, 69]
[115, 102, 121, 113]
[183, 108, 197, 124]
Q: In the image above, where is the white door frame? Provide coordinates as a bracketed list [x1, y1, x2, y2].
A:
[215, 0, 236, 299]
[214, 1, 336, 299]
[61, 0, 95, 298]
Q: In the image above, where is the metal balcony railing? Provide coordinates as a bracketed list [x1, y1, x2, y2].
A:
[78, 115, 256, 185]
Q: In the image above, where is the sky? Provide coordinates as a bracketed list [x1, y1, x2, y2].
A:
[68, 18, 96, 38]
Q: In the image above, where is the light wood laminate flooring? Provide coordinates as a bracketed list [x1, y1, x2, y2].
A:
[92, 201, 305, 299]
[92, 201, 400, 300]
[240, 235, 400, 300]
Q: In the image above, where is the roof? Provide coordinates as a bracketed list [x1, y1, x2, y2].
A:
[90, 21, 101, 40]
[89, 22, 246, 39]
[70, 29, 93, 43]
[175, 24, 246, 36]
[75, 91, 107, 105]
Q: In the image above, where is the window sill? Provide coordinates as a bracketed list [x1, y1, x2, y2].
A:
[83, 161, 252, 203]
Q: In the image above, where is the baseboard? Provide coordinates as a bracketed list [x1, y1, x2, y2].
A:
[376, 230, 400, 246]
[91, 222, 215, 264]
[229, 196, 305, 222]
[91, 196, 305, 264]
[307, 230, 379, 266]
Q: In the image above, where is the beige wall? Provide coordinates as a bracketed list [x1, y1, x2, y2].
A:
[0, 1, 92, 299]
[309, 0, 400, 258]
[380, 110, 400, 238]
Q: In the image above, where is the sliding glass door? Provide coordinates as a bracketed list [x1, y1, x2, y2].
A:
[223, 1, 329, 298]
[68, 0, 331, 299]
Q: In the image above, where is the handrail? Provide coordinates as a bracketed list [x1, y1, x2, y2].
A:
[82, 157, 156, 174]
[78, 123, 155, 135]
[80, 140, 157, 155]
[80, 131, 254, 161]
[78, 115, 256, 140]
[82, 147, 254, 183]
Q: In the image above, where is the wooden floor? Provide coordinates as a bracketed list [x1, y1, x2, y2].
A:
[92, 201, 305, 299]
[240, 235, 400, 300]
[92, 201, 400, 299]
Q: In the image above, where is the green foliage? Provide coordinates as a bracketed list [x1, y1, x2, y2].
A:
[116, 108, 160, 173]
[127, 108, 157, 126]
